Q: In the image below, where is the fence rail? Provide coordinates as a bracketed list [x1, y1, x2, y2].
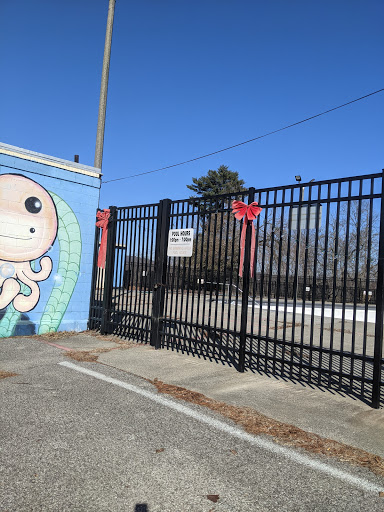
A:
[89, 172, 384, 408]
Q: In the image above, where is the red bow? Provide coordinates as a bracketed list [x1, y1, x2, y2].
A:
[96, 209, 110, 269]
[232, 201, 262, 277]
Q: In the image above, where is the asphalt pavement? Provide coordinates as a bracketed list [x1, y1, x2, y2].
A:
[1, 332, 384, 511]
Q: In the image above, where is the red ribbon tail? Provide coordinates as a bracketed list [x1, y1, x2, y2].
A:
[97, 227, 109, 269]
[239, 219, 248, 277]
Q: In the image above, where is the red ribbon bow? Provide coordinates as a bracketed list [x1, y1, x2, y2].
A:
[96, 209, 110, 269]
[232, 201, 262, 277]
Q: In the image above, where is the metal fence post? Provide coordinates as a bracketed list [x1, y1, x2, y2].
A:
[372, 172, 384, 408]
[88, 209, 102, 330]
[100, 206, 117, 335]
[150, 199, 171, 349]
[238, 187, 256, 372]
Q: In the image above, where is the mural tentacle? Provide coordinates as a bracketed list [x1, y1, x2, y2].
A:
[38, 191, 82, 334]
[0, 280, 31, 337]
[0, 303, 21, 337]
[0, 279, 20, 309]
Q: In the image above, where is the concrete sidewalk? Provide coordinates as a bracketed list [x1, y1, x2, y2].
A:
[30, 332, 384, 458]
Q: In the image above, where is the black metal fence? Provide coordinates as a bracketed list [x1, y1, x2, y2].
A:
[89, 173, 384, 408]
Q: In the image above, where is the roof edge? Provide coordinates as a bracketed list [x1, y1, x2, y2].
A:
[0, 142, 102, 179]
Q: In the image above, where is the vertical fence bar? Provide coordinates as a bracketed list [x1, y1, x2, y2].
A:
[318, 184, 331, 385]
[308, 185, 321, 383]
[119, 208, 129, 337]
[258, 190, 269, 371]
[266, 190, 277, 362]
[221, 199, 232, 358]
[196, 199, 207, 354]
[166, 203, 177, 349]
[238, 188, 255, 372]
[372, 172, 384, 408]
[150, 198, 171, 349]
[125, 208, 134, 337]
[350, 180, 363, 389]
[328, 182, 341, 387]
[339, 181, 352, 388]
[213, 199, 225, 359]
[251, 189, 262, 369]
[163, 203, 173, 350]
[282, 187, 294, 376]
[298, 184, 312, 380]
[128, 208, 138, 333]
[188, 201, 200, 353]
[100, 205, 117, 335]
[201, 199, 213, 353]
[183, 201, 194, 351]
[273, 189, 285, 373]
[361, 179, 374, 395]
[146, 206, 156, 340]
[173, 201, 184, 350]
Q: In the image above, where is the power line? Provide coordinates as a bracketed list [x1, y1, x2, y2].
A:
[102, 87, 384, 184]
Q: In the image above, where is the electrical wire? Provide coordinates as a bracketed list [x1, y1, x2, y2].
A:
[102, 87, 384, 184]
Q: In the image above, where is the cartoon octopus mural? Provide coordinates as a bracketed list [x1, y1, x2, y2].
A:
[0, 174, 82, 336]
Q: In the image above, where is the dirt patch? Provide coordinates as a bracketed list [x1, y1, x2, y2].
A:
[65, 350, 107, 362]
[8, 329, 145, 351]
[32, 331, 81, 340]
[26, 329, 141, 352]
[150, 378, 384, 479]
[64, 340, 140, 362]
[0, 371, 18, 379]
[87, 331, 147, 349]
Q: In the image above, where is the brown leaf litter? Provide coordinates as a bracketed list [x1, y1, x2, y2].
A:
[18, 329, 141, 348]
[150, 378, 384, 480]
[64, 338, 141, 363]
[0, 371, 18, 379]
[64, 350, 102, 363]
[31, 330, 81, 340]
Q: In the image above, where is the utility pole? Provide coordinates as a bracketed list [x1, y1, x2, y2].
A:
[94, 0, 116, 170]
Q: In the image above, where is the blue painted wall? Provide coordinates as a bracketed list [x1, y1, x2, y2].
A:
[0, 143, 101, 336]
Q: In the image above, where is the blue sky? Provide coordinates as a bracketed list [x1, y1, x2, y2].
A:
[1, 0, 383, 208]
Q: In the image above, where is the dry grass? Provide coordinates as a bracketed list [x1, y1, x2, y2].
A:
[64, 348, 114, 362]
[31, 330, 81, 340]
[0, 371, 18, 379]
[150, 378, 384, 479]
[65, 350, 100, 362]
[9, 329, 143, 352]
[64, 340, 140, 363]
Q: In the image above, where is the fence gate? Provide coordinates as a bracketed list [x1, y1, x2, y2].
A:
[89, 173, 384, 408]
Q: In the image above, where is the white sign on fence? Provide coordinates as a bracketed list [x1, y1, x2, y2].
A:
[167, 228, 194, 257]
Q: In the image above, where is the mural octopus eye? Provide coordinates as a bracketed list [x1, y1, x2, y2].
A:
[25, 197, 42, 214]
[30, 228, 36, 233]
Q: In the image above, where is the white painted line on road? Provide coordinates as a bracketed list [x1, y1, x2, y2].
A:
[59, 361, 383, 494]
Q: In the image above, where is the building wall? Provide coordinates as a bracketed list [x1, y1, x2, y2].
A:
[0, 142, 101, 336]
